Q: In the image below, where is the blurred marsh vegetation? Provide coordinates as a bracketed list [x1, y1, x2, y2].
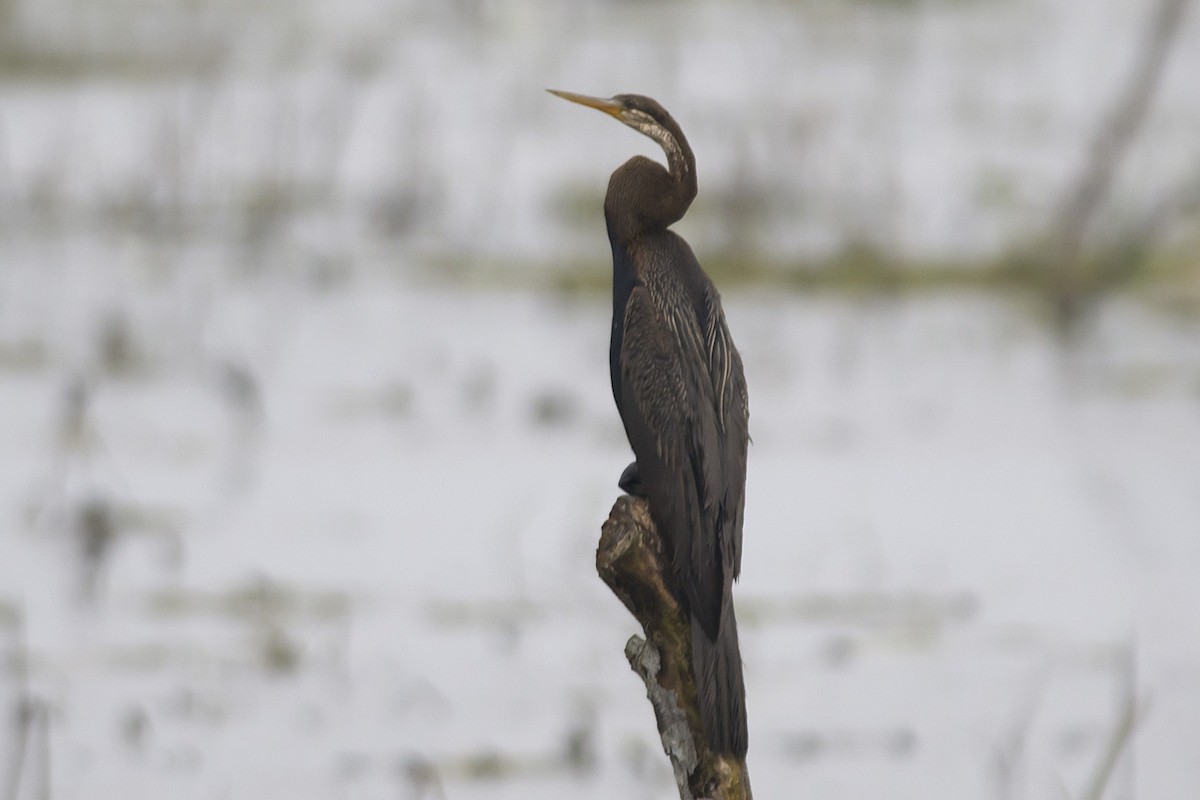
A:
[0, 0, 1197, 301]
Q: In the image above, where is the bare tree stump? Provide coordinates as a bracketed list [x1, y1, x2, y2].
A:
[597, 495, 752, 800]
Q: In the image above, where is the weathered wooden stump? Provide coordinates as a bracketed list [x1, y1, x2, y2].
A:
[596, 495, 752, 800]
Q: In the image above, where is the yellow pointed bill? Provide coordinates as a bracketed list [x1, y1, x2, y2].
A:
[547, 89, 624, 119]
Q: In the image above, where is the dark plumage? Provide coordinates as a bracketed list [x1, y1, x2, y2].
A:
[550, 90, 750, 758]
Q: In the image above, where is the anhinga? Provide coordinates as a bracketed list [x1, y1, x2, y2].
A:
[550, 90, 749, 758]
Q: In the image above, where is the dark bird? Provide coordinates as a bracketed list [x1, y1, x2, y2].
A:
[550, 90, 749, 757]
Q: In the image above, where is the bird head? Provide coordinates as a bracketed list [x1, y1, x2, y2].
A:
[547, 90, 663, 133]
[549, 89, 676, 143]
[548, 90, 691, 178]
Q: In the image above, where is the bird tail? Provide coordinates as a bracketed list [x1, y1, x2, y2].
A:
[691, 599, 748, 757]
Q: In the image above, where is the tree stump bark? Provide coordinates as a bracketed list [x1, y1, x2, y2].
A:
[596, 495, 752, 800]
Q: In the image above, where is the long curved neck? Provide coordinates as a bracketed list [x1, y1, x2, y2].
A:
[604, 119, 697, 244]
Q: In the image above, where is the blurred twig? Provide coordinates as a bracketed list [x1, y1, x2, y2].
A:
[992, 666, 1049, 800]
[2, 606, 47, 800]
[1051, 0, 1194, 322]
[1080, 695, 1141, 800]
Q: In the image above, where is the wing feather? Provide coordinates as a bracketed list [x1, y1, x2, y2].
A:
[620, 271, 747, 638]
[701, 286, 749, 579]
[619, 286, 692, 467]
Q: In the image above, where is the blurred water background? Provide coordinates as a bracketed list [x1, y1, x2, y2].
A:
[1, 0, 1199, 798]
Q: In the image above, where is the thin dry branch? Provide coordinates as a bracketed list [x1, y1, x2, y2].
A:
[1081, 693, 1142, 800]
[597, 496, 752, 800]
[1051, 0, 1193, 318]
